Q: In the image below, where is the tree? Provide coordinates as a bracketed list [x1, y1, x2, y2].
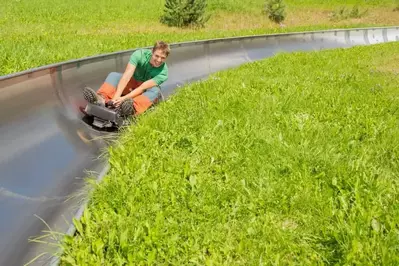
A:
[265, 0, 286, 24]
[160, 0, 210, 28]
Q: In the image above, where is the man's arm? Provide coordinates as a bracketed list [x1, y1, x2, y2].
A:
[113, 62, 167, 106]
[123, 79, 158, 99]
[113, 63, 136, 100]
[122, 69, 167, 99]
[112, 78, 158, 107]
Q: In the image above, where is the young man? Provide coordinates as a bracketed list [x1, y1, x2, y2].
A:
[83, 41, 170, 117]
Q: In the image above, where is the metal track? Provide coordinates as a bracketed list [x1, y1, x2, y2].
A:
[0, 26, 398, 266]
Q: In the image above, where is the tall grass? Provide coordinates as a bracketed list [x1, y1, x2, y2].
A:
[1, 0, 398, 75]
[59, 42, 399, 265]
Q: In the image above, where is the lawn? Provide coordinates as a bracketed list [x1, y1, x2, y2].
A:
[1, 0, 399, 75]
[3, 0, 398, 264]
[59, 41, 399, 265]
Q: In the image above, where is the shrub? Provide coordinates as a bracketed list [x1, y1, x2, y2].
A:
[264, 0, 286, 24]
[330, 5, 368, 21]
[160, 0, 210, 28]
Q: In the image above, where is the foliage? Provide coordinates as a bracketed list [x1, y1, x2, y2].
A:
[160, 0, 210, 28]
[2, 0, 399, 75]
[394, 0, 399, 11]
[60, 42, 399, 265]
[264, 0, 286, 23]
[330, 5, 368, 21]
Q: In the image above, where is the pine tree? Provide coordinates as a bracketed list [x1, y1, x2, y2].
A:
[265, 0, 286, 24]
[160, 0, 210, 28]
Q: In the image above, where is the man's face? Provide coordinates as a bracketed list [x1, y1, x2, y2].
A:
[150, 49, 168, 67]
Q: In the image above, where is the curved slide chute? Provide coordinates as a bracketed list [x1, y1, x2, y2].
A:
[0, 26, 398, 265]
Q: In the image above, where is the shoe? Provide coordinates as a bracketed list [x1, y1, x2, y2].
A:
[83, 87, 102, 105]
[117, 98, 134, 117]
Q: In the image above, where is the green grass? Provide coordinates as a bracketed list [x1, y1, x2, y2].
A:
[59, 42, 399, 265]
[1, 0, 398, 75]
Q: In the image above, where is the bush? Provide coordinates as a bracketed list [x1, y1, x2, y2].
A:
[160, 0, 210, 28]
[394, 0, 399, 11]
[330, 5, 368, 21]
[264, 0, 286, 24]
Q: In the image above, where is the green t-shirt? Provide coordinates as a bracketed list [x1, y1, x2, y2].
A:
[129, 49, 168, 86]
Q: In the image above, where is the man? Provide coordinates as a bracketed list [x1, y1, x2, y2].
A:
[83, 41, 170, 117]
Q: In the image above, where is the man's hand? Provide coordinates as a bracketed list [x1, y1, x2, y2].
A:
[112, 96, 126, 107]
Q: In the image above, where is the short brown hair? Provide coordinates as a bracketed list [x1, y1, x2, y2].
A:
[153, 41, 170, 56]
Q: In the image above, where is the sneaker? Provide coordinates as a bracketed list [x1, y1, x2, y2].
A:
[117, 98, 134, 117]
[83, 87, 103, 105]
